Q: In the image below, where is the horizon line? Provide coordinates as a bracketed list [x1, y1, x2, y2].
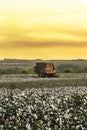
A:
[0, 58, 87, 61]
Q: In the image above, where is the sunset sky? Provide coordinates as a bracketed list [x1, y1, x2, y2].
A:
[0, 0, 87, 59]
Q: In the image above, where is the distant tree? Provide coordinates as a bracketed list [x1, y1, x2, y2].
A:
[57, 64, 78, 72]
[57, 64, 87, 73]
[20, 70, 28, 74]
[64, 68, 75, 73]
[76, 67, 86, 73]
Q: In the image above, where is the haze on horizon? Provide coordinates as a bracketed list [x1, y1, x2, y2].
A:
[0, 0, 87, 60]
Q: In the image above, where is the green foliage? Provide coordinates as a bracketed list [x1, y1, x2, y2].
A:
[64, 68, 75, 73]
[0, 68, 20, 75]
[57, 64, 87, 73]
[76, 67, 86, 73]
[0, 68, 35, 75]
[20, 70, 28, 74]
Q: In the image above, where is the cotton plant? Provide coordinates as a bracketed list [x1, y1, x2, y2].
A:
[0, 87, 87, 130]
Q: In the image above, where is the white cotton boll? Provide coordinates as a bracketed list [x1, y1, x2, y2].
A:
[76, 125, 83, 129]
[14, 126, 17, 129]
[59, 116, 62, 125]
[74, 117, 78, 120]
[18, 108, 21, 114]
[0, 125, 4, 129]
[33, 114, 37, 119]
[5, 98, 8, 101]
[66, 109, 70, 113]
[28, 106, 31, 113]
[83, 99, 87, 105]
[64, 113, 70, 119]
[84, 109, 87, 112]
[80, 107, 83, 110]
[43, 101, 46, 106]
[54, 125, 58, 129]
[65, 96, 69, 100]
[0, 106, 2, 111]
[45, 127, 51, 130]
[56, 117, 59, 122]
[39, 120, 43, 125]
[47, 121, 51, 127]
[44, 115, 48, 120]
[51, 104, 57, 110]
[50, 111, 53, 114]
[51, 95, 54, 99]
[48, 128, 51, 130]
[26, 123, 31, 130]
[21, 92, 25, 96]
[57, 99, 61, 104]
[70, 107, 73, 110]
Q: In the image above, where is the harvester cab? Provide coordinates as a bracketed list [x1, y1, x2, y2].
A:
[34, 62, 56, 77]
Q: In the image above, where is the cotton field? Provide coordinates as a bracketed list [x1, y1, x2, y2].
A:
[0, 86, 87, 130]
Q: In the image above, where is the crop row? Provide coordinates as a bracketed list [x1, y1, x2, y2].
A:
[0, 78, 87, 89]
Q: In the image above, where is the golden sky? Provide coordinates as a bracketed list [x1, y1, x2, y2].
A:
[0, 0, 87, 59]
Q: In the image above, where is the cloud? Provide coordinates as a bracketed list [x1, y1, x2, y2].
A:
[11, 41, 87, 48]
[1, 38, 87, 50]
[0, 24, 87, 50]
[0, 9, 87, 50]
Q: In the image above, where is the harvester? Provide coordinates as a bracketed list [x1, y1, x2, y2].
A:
[34, 62, 56, 77]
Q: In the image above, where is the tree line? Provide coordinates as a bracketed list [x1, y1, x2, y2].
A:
[57, 64, 87, 73]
